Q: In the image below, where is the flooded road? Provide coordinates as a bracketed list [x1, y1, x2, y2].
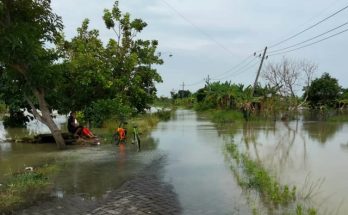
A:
[152, 110, 250, 215]
[1, 110, 348, 214]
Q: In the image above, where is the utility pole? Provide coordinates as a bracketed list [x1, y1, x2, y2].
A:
[205, 75, 211, 91]
[205, 75, 210, 85]
[252, 46, 267, 96]
[181, 82, 185, 98]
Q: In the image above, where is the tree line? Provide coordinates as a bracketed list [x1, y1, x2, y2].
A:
[171, 58, 348, 118]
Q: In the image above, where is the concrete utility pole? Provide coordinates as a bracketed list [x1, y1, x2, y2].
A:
[252, 46, 267, 96]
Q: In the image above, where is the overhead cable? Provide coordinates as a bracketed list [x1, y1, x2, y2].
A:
[159, 0, 236, 57]
[269, 21, 348, 54]
[268, 4, 348, 48]
[210, 54, 254, 80]
[269, 27, 348, 56]
[213, 60, 259, 82]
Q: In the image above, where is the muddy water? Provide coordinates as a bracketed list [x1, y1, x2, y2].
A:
[223, 118, 348, 214]
[0, 117, 160, 199]
[152, 110, 251, 215]
[1, 110, 347, 214]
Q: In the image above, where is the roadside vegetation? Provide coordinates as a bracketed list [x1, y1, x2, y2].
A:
[96, 109, 172, 144]
[169, 59, 348, 123]
[0, 164, 60, 214]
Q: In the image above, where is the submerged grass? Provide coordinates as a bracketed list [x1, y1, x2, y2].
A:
[0, 164, 59, 214]
[226, 143, 318, 215]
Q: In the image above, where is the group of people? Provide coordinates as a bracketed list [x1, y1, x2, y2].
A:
[67, 111, 127, 145]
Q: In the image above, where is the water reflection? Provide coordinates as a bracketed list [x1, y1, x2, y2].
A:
[303, 121, 343, 144]
[226, 116, 348, 214]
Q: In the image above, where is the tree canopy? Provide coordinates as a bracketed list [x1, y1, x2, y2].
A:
[305, 73, 341, 108]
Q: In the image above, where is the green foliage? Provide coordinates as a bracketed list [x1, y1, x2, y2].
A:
[58, 2, 163, 126]
[83, 98, 133, 127]
[0, 0, 64, 122]
[171, 90, 192, 99]
[0, 0, 164, 133]
[0, 101, 6, 113]
[306, 73, 341, 108]
[3, 109, 32, 128]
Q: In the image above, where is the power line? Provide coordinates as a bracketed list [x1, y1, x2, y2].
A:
[268, 21, 348, 54]
[211, 54, 255, 80]
[185, 79, 206, 87]
[159, 0, 236, 57]
[183, 57, 259, 87]
[214, 60, 259, 82]
[183, 55, 256, 87]
[268, 4, 348, 48]
[269, 27, 348, 56]
[212, 57, 258, 81]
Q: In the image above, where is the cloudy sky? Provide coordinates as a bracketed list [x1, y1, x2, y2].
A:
[51, 0, 348, 96]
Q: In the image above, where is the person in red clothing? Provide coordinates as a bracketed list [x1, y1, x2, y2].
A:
[68, 111, 95, 138]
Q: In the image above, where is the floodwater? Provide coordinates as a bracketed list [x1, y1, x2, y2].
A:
[217, 114, 348, 214]
[0, 115, 160, 199]
[1, 110, 348, 214]
[152, 110, 250, 215]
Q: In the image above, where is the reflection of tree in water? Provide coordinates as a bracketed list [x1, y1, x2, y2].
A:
[240, 120, 310, 175]
[241, 121, 276, 162]
[303, 122, 342, 144]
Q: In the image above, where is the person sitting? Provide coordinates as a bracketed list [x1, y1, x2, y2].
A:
[68, 111, 95, 139]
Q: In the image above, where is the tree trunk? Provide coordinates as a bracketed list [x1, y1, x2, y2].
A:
[26, 88, 66, 149]
[44, 114, 66, 149]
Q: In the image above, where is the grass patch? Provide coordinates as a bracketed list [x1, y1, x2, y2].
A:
[0, 164, 59, 213]
[226, 143, 317, 215]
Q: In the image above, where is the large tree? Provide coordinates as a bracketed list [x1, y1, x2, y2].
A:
[60, 1, 163, 125]
[0, 0, 66, 148]
[102, 1, 163, 112]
